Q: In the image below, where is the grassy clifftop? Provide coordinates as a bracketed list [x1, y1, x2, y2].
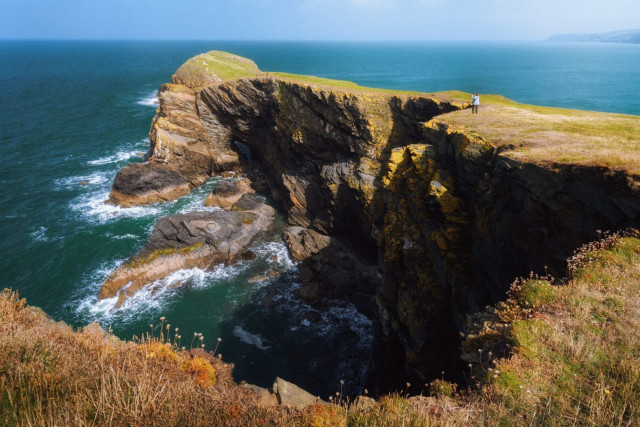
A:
[172, 51, 262, 87]
[2, 232, 639, 425]
[437, 92, 640, 175]
[170, 51, 640, 175]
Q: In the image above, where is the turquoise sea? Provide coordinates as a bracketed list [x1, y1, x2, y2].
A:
[1, 41, 639, 397]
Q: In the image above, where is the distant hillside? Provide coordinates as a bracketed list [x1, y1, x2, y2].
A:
[549, 29, 640, 44]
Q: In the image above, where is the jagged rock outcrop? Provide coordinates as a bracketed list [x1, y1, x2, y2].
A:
[245, 377, 325, 408]
[107, 162, 191, 207]
[99, 195, 275, 306]
[106, 51, 640, 394]
[203, 178, 254, 209]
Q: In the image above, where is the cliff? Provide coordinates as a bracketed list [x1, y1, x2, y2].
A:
[107, 51, 640, 393]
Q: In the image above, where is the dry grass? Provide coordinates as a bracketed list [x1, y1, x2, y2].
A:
[2, 233, 640, 425]
[437, 93, 640, 174]
[0, 291, 301, 426]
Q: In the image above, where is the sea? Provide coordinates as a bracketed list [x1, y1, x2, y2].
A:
[1, 40, 639, 398]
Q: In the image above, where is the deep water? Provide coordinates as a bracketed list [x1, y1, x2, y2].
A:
[1, 40, 638, 398]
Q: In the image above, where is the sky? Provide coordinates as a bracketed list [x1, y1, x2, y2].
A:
[1, 0, 639, 41]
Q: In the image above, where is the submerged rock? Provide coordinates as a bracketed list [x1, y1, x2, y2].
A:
[107, 162, 191, 207]
[99, 195, 275, 306]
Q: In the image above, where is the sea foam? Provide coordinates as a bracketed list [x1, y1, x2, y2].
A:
[233, 325, 271, 350]
[88, 150, 142, 166]
[137, 91, 159, 107]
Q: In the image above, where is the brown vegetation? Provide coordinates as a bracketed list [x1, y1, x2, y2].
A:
[2, 231, 640, 425]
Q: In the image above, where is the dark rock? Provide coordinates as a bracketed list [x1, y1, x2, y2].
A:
[107, 162, 191, 207]
[204, 178, 255, 209]
[239, 251, 256, 262]
[298, 267, 314, 283]
[261, 294, 274, 308]
[303, 310, 322, 323]
[283, 226, 331, 261]
[99, 197, 275, 306]
[298, 283, 319, 302]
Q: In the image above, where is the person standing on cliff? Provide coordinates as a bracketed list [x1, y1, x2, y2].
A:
[471, 93, 480, 114]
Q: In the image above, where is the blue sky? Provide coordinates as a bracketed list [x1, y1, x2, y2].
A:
[2, 0, 639, 41]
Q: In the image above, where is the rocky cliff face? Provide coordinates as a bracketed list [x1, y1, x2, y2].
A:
[115, 53, 640, 393]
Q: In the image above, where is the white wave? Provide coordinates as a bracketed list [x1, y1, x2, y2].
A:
[189, 263, 247, 289]
[328, 304, 373, 338]
[29, 226, 48, 242]
[175, 191, 222, 215]
[233, 325, 271, 350]
[71, 190, 161, 222]
[55, 172, 110, 190]
[76, 263, 246, 322]
[251, 240, 296, 271]
[88, 150, 143, 166]
[106, 233, 140, 241]
[137, 91, 159, 107]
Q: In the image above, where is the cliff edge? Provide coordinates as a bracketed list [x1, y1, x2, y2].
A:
[104, 50, 640, 394]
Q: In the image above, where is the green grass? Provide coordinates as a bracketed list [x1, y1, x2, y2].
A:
[270, 71, 424, 95]
[483, 235, 640, 424]
[437, 91, 640, 174]
[172, 51, 261, 87]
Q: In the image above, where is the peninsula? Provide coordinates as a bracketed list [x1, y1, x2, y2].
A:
[100, 50, 640, 393]
[549, 29, 640, 44]
[3, 50, 640, 425]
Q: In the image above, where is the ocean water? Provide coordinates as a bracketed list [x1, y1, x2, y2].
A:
[1, 40, 639, 397]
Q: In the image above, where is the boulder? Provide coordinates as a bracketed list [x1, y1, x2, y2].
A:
[107, 162, 191, 207]
[203, 178, 255, 209]
[282, 226, 331, 261]
[272, 377, 323, 407]
[240, 384, 279, 407]
[99, 195, 275, 306]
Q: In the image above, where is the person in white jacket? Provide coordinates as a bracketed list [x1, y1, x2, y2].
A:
[471, 93, 480, 114]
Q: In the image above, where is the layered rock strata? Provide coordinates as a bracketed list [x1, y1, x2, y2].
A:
[107, 162, 191, 207]
[99, 195, 275, 306]
[106, 51, 640, 394]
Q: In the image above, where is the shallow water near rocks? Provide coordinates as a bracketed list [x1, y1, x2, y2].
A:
[2, 40, 639, 398]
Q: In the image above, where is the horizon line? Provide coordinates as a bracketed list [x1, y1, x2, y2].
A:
[0, 38, 549, 43]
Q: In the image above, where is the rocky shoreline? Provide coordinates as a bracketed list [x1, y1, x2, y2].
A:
[99, 192, 275, 307]
[98, 50, 640, 395]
